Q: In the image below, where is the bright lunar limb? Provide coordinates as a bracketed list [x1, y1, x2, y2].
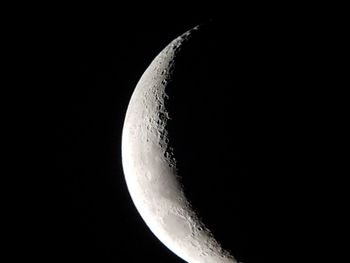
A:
[122, 25, 238, 263]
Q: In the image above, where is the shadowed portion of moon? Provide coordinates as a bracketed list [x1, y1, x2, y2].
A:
[162, 23, 240, 258]
[163, 22, 269, 262]
[123, 20, 298, 262]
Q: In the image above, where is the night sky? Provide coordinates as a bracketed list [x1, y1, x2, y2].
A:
[50, 8, 320, 263]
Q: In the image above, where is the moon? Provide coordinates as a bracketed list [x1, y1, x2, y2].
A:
[122, 25, 238, 263]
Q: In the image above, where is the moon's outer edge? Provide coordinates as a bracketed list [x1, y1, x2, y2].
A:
[122, 25, 238, 263]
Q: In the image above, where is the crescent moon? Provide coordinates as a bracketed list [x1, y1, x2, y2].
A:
[122, 25, 238, 263]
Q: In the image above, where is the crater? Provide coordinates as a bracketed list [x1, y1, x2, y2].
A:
[162, 212, 191, 241]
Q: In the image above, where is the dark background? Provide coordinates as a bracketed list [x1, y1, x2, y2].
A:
[47, 7, 329, 263]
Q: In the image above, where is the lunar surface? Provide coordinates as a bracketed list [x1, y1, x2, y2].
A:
[122, 25, 238, 263]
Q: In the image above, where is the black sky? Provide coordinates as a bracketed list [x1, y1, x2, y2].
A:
[48, 8, 327, 263]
